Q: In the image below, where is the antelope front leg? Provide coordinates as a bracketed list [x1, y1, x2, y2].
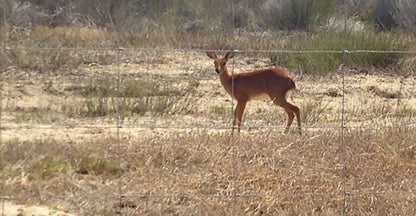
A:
[233, 100, 247, 133]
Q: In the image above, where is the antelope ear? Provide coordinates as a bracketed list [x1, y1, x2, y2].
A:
[224, 52, 235, 60]
[206, 51, 217, 59]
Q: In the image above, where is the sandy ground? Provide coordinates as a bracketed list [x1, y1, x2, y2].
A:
[2, 201, 74, 216]
[1, 52, 415, 214]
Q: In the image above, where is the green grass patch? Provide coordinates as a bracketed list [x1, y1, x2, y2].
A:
[69, 77, 180, 98]
[2, 138, 121, 181]
[62, 96, 174, 117]
[13, 112, 54, 124]
[61, 75, 197, 118]
[74, 157, 119, 175]
[28, 155, 119, 180]
[273, 31, 409, 75]
[29, 156, 70, 180]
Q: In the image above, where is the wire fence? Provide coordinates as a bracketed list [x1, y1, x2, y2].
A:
[1, 1, 416, 215]
[1, 43, 416, 216]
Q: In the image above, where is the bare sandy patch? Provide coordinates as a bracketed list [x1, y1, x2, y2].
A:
[3, 201, 74, 216]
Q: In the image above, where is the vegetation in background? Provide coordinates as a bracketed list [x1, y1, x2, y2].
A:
[278, 30, 409, 74]
[2, 0, 415, 33]
[1, 0, 416, 75]
[261, 0, 335, 30]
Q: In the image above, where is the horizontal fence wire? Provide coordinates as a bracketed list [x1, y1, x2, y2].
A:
[4, 46, 416, 54]
[2, 124, 416, 130]
[1, 189, 415, 200]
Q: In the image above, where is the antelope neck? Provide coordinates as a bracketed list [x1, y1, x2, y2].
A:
[219, 67, 233, 96]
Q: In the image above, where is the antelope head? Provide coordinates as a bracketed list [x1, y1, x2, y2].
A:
[206, 51, 235, 74]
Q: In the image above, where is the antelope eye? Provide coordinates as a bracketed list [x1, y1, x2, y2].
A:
[221, 62, 226, 66]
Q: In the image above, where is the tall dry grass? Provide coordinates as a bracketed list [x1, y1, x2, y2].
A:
[1, 127, 415, 215]
[3, 25, 416, 75]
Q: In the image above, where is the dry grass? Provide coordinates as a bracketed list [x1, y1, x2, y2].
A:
[3, 25, 416, 76]
[1, 39, 416, 215]
[2, 127, 415, 215]
[33, 26, 110, 44]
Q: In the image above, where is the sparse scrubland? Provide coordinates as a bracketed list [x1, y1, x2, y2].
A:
[1, 0, 416, 215]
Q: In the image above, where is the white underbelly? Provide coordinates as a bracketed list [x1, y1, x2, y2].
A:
[249, 93, 270, 101]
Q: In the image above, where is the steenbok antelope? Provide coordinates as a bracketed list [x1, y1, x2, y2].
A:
[206, 51, 301, 135]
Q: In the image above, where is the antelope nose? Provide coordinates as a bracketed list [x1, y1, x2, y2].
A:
[215, 68, 220, 73]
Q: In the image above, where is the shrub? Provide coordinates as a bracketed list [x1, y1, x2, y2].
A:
[392, 0, 416, 35]
[275, 30, 409, 75]
[261, 0, 335, 30]
[372, 0, 397, 31]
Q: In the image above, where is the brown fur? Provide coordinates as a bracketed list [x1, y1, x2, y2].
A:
[206, 51, 301, 135]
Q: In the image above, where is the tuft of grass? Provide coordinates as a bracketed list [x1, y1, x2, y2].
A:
[398, 55, 416, 74]
[74, 157, 119, 175]
[9, 47, 117, 71]
[29, 156, 70, 181]
[395, 101, 416, 119]
[210, 105, 227, 115]
[13, 112, 54, 124]
[2, 138, 120, 181]
[81, 97, 118, 117]
[369, 85, 401, 99]
[4, 26, 116, 71]
[67, 75, 181, 98]
[33, 26, 111, 46]
[62, 93, 175, 118]
[12, 107, 57, 124]
[301, 97, 330, 125]
[348, 97, 396, 123]
[61, 75, 196, 118]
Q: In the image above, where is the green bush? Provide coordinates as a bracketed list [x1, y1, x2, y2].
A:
[276, 30, 408, 75]
[261, 0, 335, 30]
